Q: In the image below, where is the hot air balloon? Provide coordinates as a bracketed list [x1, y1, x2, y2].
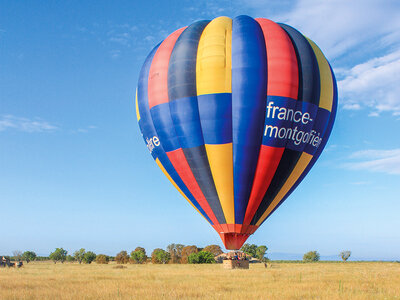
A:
[136, 16, 337, 250]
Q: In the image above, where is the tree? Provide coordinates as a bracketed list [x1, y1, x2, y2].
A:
[115, 251, 129, 264]
[66, 255, 75, 262]
[151, 249, 171, 264]
[256, 245, 268, 262]
[96, 254, 109, 264]
[181, 246, 198, 264]
[49, 248, 67, 264]
[166, 243, 176, 254]
[82, 251, 96, 264]
[203, 245, 223, 257]
[187, 252, 200, 264]
[303, 251, 320, 262]
[12, 250, 23, 261]
[73, 249, 86, 264]
[167, 243, 185, 263]
[188, 251, 215, 264]
[131, 247, 147, 264]
[240, 244, 257, 257]
[339, 251, 351, 262]
[134, 247, 146, 254]
[166, 243, 177, 263]
[199, 251, 215, 263]
[22, 251, 37, 263]
[176, 244, 185, 256]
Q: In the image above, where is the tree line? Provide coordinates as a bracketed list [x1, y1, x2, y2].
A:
[3, 243, 267, 265]
[3, 246, 352, 264]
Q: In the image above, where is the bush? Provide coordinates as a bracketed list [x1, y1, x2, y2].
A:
[115, 251, 129, 264]
[188, 251, 215, 264]
[151, 249, 170, 264]
[303, 251, 320, 262]
[113, 265, 126, 269]
[96, 254, 109, 264]
[188, 252, 200, 264]
[83, 251, 96, 264]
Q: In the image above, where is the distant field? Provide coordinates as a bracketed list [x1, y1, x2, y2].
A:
[1, 261, 399, 299]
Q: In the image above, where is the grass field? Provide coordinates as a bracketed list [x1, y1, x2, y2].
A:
[1, 261, 399, 299]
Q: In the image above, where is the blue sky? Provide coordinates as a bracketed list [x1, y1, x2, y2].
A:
[1, 0, 400, 260]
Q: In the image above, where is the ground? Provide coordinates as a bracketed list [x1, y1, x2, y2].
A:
[1, 261, 399, 299]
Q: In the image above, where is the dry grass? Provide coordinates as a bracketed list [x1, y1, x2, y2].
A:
[1, 261, 399, 299]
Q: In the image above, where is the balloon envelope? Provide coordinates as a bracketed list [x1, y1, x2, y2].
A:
[136, 16, 337, 250]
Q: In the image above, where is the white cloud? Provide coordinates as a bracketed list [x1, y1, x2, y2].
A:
[183, 0, 242, 19]
[0, 115, 58, 133]
[368, 112, 380, 117]
[350, 181, 371, 185]
[345, 149, 400, 175]
[144, 35, 155, 42]
[342, 103, 361, 111]
[92, 22, 172, 59]
[76, 125, 97, 134]
[110, 49, 121, 59]
[338, 50, 400, 115]
[324, 144, 338, 152]
[269, 0, 400, 60]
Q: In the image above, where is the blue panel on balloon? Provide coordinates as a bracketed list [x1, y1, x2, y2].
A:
[169, 96, 205, 149]
[197, 93, 232, 145]
[151, 103, 181, 152]
[232, 15, 267, 223]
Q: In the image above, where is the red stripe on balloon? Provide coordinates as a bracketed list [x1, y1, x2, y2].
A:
[255, 18, 298, 98]
[166, 149, 221, 230]
[243, 146, 285, 225]
[148, 27, 187, 110]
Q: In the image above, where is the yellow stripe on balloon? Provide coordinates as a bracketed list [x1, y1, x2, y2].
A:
[196, 16, 235, 223]
[205, 143, 235, 224]
[255, 153, 313, 226]
[155, 158, 208, 223]
[135, 89, 141, 121]
[307, 38, 334, 112]
[196, 16, 232, 95]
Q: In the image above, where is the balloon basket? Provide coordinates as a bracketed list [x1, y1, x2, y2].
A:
[222, 259, 249, 269]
